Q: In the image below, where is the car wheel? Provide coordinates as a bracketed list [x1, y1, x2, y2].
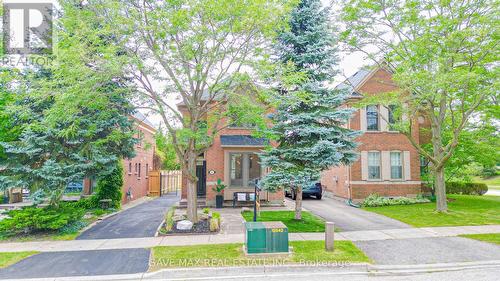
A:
[316, 194, 322, 200]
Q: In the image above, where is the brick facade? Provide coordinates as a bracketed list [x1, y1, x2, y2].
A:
[321, 68, 425, 201]
[179, 113, 284, 207]
[84, 116, 157, 205]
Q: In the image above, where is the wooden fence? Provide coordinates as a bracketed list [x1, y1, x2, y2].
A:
[160, 170, 182, 195]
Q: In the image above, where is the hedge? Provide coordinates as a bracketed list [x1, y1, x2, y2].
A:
[446, 182, 488, 195]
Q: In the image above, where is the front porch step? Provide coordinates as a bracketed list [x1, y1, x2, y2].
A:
[177, 198, 206, 208]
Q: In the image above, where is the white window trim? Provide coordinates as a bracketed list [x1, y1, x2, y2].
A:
[389, 151, 404, 181]
[224, 150, 265, 189]
[367, 151, 382, 181]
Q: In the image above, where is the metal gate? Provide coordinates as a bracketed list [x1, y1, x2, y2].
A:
[160, 170, 182, 196]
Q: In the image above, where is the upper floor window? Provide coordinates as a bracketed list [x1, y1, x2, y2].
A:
[390, 152, 403, 179]
[368, 152, 381, 179]
[388, 104, 399, 130]
[138, 163, 141, 178]
[128, 163, 132, 174]
[366, 105, 379, 131]
[145, 164, 149, 178]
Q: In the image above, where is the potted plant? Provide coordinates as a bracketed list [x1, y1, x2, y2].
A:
[212, 179, 226, 208]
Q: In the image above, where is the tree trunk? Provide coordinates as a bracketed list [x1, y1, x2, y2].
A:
[434, 166, 447, 212]
[186, 152, 198, 223]
[294, 185, 302, 220]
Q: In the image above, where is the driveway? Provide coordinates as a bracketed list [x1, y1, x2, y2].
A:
[0, 194, 179, 279]
[297, 197, 410, 231]
[78, 193, 179, 239]
[354, 236, 500, 265]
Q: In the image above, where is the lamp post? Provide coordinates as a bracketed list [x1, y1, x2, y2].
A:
[253, 178, 260, 222]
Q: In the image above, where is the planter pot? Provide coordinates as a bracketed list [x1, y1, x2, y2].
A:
[215, 195, 224, 208]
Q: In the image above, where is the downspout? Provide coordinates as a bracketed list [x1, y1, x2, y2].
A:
[346, 103, 360, 208]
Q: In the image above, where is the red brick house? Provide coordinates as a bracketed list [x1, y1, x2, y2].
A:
[83, 112, 157, 204]
[321, 67, 426, 201]
[178, 98, 284, 208]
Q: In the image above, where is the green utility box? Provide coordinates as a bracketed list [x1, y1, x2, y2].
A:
[245, 221, 289, 254]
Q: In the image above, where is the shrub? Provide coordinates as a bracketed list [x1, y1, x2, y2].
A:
[212, 211, 221, 225]
[446, 182, 488, 195]
[363, 194, 430, 207]
[0, 204, 85, 236]
[209, 218, 219, 232]
[165, 206, 176, 232]
[73, 197, 97, 209]
[94, 161, 124, 209]
[59, 220, 88, 234]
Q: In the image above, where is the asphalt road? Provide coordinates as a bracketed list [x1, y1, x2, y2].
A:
[78, 193, 179, 239]
[0, 249, 150, 279]
[354, 236, 500, 265]
[297, 197, 410, 231]
[0, 194, 179, 279]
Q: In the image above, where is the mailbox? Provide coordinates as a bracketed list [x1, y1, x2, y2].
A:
[245, 221, 289, 254]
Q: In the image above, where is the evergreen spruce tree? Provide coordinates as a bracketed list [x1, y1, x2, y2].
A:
[0, 3, 136, 205]
[261, 0, 359, 220]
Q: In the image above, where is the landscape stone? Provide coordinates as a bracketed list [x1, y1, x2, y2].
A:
[176, 220, 193, 230]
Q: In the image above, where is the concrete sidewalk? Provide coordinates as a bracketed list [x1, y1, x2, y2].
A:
[1, 224, 499, 253]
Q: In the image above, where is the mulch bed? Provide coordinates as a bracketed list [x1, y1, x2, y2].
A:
[159, 219, 219, 235]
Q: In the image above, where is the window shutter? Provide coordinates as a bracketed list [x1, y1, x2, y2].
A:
[359, 108, 367, 131]
[404, 151, 411, 180]
[381, 151, 391, 180]
[402, 103, 408, 122]
[361, 151, 368, 180]
[380, 106, 388, 131]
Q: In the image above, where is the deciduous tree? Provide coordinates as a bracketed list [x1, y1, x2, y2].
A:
[340, 0, 498, 211]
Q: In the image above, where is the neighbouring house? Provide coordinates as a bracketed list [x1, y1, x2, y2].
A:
[178, 91, 284, 208]
[83, 112, 158, 204]
[321, 66, 428, 201]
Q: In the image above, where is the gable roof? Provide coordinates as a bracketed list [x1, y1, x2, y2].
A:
[132, 111, 156, 130]
[335, 69, 372, 98]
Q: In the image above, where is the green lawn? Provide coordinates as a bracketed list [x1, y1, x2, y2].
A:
[0, 252, 38, 268]
[363, 195, 500, 227]
[460, 233, 500, 245]
[151, 241, 369, 270]
[241, 211, 325, 232]
[474, 175, 500, 190]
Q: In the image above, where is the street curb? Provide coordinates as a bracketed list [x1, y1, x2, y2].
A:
[5, 260, 500, 281]
[368, 259, 500, 275]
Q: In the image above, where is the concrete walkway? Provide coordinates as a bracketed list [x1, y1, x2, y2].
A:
[2, 224, 499, 253]
[298, 197, 411, 231]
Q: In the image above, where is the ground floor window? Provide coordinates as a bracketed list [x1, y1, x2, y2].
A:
[368, 152, 381, 179]
[229, 152, 262, 187]
[390, 152, 403, 179]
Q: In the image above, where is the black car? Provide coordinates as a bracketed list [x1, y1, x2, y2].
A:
[285, 182, 323, 200]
